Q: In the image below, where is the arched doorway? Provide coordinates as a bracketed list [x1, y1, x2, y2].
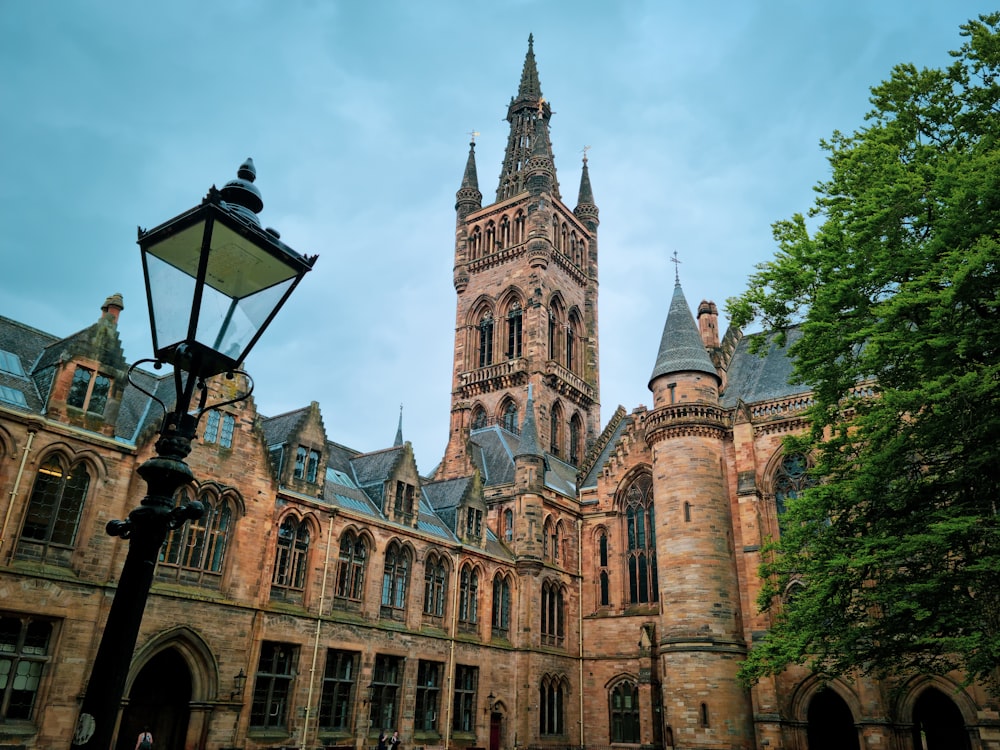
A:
[116, 648, 192, 750]
[806, 688, 859, 750]
[912, 688, 970, 750]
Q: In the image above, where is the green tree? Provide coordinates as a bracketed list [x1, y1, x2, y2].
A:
[728, 14, 1000, 695]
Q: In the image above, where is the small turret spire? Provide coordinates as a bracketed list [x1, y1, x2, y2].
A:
[455, 138, 483, 215]
[516, 385, 541, 457]
[649, 279, 720, 389]
[394, 404, 404, 447]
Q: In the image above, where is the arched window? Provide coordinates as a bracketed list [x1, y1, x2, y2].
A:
[502, 401, 518, 433]
[469, 226, 482, 260]
[569, 414, 583, 466]
[160, 489, 233, 583]
[541, 580, 565, 647]
[503, 509, 513, 542]
[549, 402, 563, 457]
[624, 474, 658, 604]
[472, 406, 487, 430]
[610, 681, 640, 742]
[566, 310, 582, 373]
[774, 453, 814, 516]
[506, 303, 523, 359]
[335, 531, 367, 602]
[20, 456, 90, 555]
[513, 211, 526, 244]
[423, 554, 447, 618]
[553, 521, 562, 563]
[485, 220, 496, 252]
[539, 675, 565, 735]
[272, 517, 310, 590]
[458, 564, 479, 624]
[478, 312, 494, 368]
[499, 215, 510, 247]
[381, 542, 410, 612]
[598, 531, 610, 607]
[542, 518, 552, 558]
[492, 574, 511, 636]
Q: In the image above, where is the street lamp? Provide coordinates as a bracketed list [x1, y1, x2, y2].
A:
[70, 160, 317, 749]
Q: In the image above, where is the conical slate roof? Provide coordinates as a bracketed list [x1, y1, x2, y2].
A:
[515, 387, 541, 458]
[648, 282, 719, 388]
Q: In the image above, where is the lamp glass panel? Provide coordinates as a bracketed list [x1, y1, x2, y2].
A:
[196, 274, 295, 360]
[144, 248, 198, 354]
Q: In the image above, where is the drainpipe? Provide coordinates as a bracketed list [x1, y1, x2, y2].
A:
[0, 429, 35, 559]
[577, 517, 585, 749]
[301, 513, 335, 749]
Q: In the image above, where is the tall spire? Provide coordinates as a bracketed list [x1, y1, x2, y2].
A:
[649, 280, 719, 389]
[496, 35, 560, 202]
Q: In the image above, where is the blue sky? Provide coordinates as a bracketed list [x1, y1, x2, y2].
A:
[0, 1, 991, 473]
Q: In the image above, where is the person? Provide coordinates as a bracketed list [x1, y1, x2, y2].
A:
[389, 730, 401, 750]
[377, 731, 387, 750]
[135, 727, 153, 750]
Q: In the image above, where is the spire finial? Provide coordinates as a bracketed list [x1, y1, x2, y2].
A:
[468, 130, 480, 144]
[582, 145, 590, 165]
[671, 250, 682, 285]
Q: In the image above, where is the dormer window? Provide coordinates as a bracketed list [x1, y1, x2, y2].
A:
[293, 446, 320, 482]
[203, 411, 235, 449]
[466, 507, 483, 540]
[394, 481, 415, 518]
[67, 366, 110, 415]
[0, 349, 25, 377]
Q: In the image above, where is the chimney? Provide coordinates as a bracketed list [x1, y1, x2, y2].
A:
[697, 300, 720, 350]
[101, 293, 124, 325]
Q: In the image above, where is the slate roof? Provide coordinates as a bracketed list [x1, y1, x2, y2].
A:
[721, 328, 809, 407]
[261, 407, 309, 448]
[467, 424, 577, 499]
[0, 317, 57, 413]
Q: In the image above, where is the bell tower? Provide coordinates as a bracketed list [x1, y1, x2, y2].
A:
[438, 35, 601, 479]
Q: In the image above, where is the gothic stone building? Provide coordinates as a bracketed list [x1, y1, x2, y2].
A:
[0, 37, 997, 750]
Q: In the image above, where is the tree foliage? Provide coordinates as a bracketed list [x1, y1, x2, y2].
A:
[728, 14, 1000, 694]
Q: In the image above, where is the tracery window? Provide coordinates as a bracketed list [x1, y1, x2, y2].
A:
[472, 406, 487, 430]
[160, 488, 233, 583]
[539, 674, 566, 735]
[423, 554, 447, 617]
[501, 401, 518, 433]
[478, 312, 494, 368]
[549, 403, 562, 457]
[335, 531, 367, 602]
[569, 414, 583, 465]
[624, 474, 658, 605]
[506, 303, 523, 359]
[20, 456, 90, 556]
[272, 517, 310, 590]
[492, 574, 511, 637]
[458, 564, 479, 624]
[381, 542, 410, 612]
[541, 580, 565, 647]
[773, 453, 814, 517]
[503, 509, 513, 543]
[610, 680, 640, 742]
[598, 532, 610, 607]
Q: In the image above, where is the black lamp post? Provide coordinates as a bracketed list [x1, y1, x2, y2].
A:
[70, 159, 316, 749]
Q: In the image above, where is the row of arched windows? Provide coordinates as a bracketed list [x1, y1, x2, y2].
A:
[465, 211, 588, 269]
[467, 293, 584, 377]
[471, 398, 586, 465]
[335, 532, 525, 639]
